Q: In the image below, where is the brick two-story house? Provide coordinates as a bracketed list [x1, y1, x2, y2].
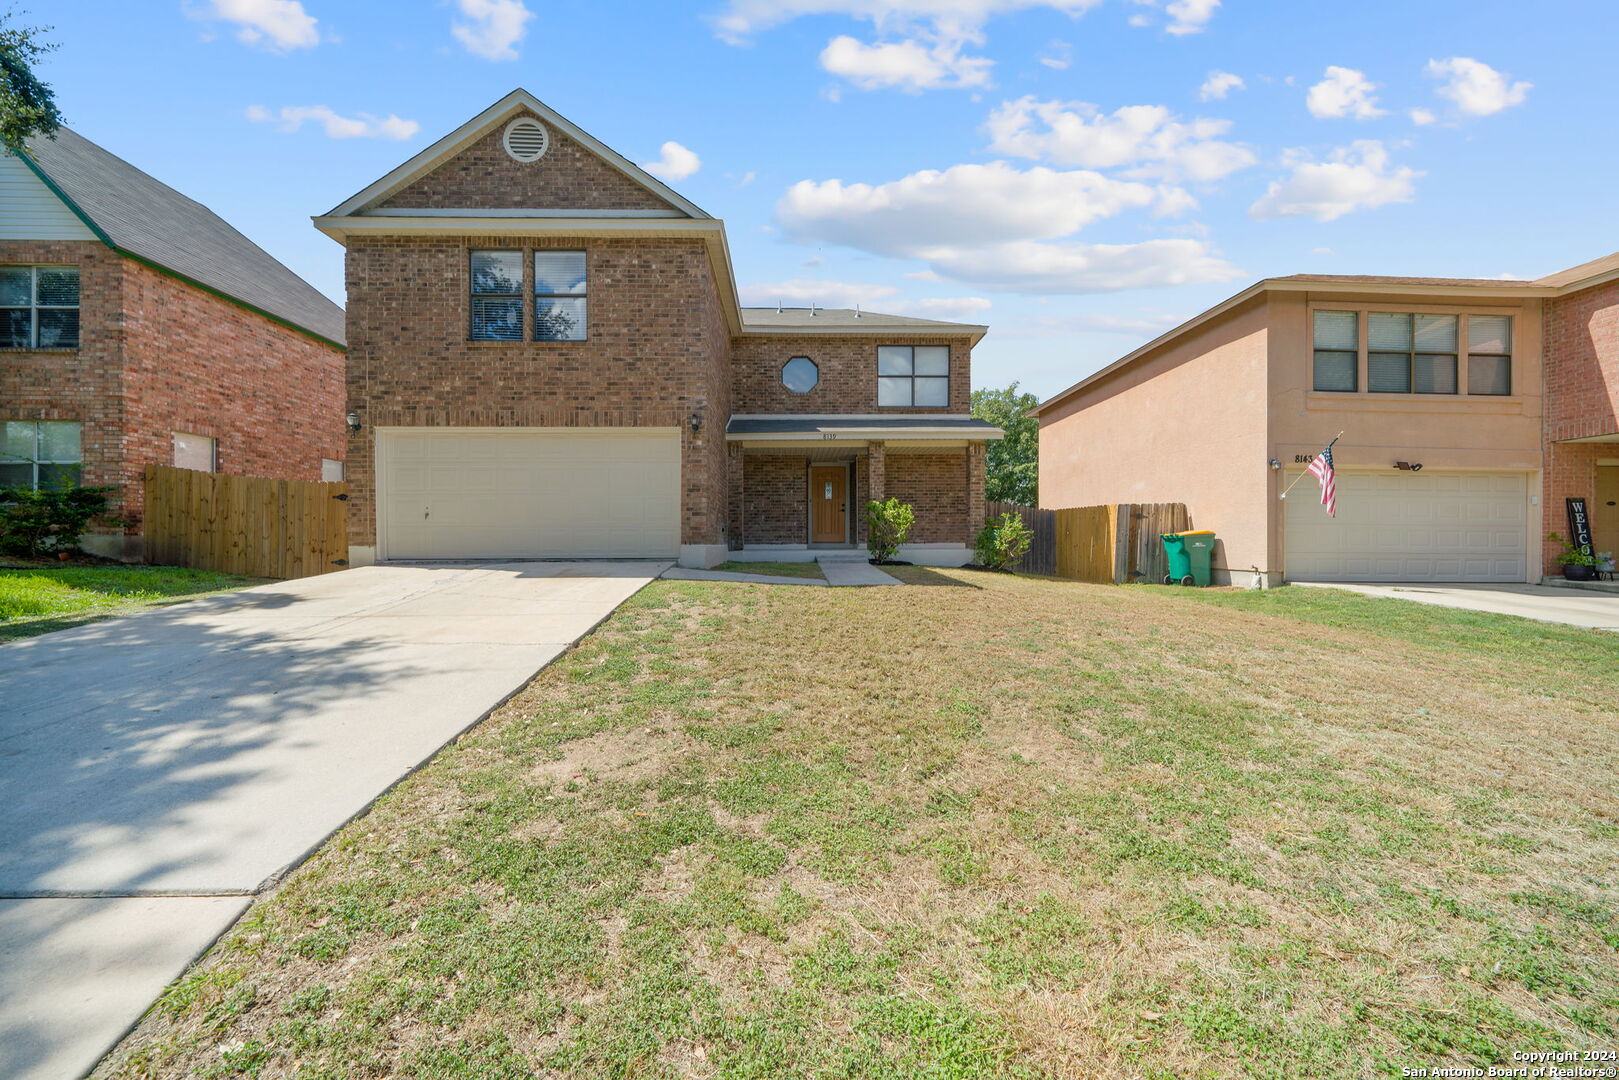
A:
[2, 128, 346, 559]
[316, 90, 998, 568]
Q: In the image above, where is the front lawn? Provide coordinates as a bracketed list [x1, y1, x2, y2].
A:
[0, 565, 264, 642]
[102, 575, 1619, 1078]
[711, 560, 827, 580]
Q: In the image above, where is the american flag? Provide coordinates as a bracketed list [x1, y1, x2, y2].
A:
[1306, 444, 1337, 517]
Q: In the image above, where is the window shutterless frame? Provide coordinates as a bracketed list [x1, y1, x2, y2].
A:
[533, 250, 587, 342]
[468, 250, 524, 341]
[0, 265, 80, 349]
[877, 345, 950, 406]
[1307, 304, 1515, 399]
[0, 420, 82, 490]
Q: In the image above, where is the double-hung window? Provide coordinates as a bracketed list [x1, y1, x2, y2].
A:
[877, 345, 949, 406]
[1312, 310, 1358, 391]
[469, 250, 523, 341]
[534, 251, 586, 341]
[1467, 315, 1513, 395]
[1368, 313, 1457, 394]
[1, 420, 82, 490]
[1, 265, 80, 349]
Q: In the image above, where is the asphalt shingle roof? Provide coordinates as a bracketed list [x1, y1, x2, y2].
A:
[739, 307, 985, 332]
[23, 128, 345, 345]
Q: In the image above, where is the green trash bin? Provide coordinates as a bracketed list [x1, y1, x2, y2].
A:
[1161, 530, 1216, 586]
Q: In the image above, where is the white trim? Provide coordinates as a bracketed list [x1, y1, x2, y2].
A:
[360, 207, 688, 219]
[731, 413, 975, 421]
[727, 427, 1002, 441]
[323, 89, 710, 220]
[314, 215, 725, 237]
[738, 323, 987, 339]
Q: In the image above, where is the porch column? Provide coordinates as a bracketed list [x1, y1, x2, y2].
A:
[867, 441, 886, 503]
[727, 444, 746, 549]
[967, 442, 986, 538]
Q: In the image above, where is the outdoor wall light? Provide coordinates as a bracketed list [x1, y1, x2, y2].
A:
[1393, 461, 1424, 472]
[690, 411, 703, 435]
[345, 411, 362, 434]
[1268, 459, 1282, 470]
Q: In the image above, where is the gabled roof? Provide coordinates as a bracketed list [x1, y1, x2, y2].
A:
[740, 307, 987, 339]
[19, 128, 345, 346]
[323, 89, 711, 220]
[1033, 250, 1619, 417]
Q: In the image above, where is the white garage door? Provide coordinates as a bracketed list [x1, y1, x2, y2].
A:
[379, 428, 680, 560]
[1285, 470, 1528, 582]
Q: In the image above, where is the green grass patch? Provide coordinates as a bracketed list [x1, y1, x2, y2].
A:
[0, 565, 263, 641]
[711, 560, 826, 580]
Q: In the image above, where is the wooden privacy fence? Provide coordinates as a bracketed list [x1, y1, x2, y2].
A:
[144, 465, 349, 579]
[984, 500, 1189, 584]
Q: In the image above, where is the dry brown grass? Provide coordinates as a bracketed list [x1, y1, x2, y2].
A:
[99, 572, 1619, 1080]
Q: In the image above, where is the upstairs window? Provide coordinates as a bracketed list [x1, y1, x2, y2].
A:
[1, 420, 81, 490]
[1312, 310, 1357, 391]
[469, 250, 523, 341]
[877, 345, 949, 406]
[534, 251, 587, 341]
[1368, 313, 1457, 394]
[1, 265, 79, 349]
[1467, 315, 1513, 395]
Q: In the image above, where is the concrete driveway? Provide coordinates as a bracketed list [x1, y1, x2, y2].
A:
[1292, 581, 1619, 631]
[0, 560, 665, 1080]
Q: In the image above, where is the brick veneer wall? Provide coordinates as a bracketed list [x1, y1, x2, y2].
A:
[732, 335, 974, 414]
[741, 455, 808, 544]
[0, 240, 344, 545]
[376, 111, 676, 213]
[344, 234, 730, 548]
[1542, 280, 1619, 572]
[886, 451, 969, 543]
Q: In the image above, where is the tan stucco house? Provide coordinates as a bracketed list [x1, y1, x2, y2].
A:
[315, 91, 999, 569]
[1034, 252, 1619, 586]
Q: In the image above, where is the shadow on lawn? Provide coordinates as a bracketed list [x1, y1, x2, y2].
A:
[887, 565, 985, 588]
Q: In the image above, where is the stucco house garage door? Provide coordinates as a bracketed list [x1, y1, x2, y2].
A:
[1284, 470, 1528, 582]
[378, 428, 680, 560]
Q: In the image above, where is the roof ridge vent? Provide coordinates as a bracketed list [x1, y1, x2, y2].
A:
[855, 303, 862, 318]
[502, 117, 550, 163]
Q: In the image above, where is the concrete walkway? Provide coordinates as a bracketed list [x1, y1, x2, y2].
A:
[0, 560, 664, 1080]
[1292, 581, 1619, 631]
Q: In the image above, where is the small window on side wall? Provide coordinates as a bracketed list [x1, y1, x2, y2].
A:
[534, 251, 587, 341]
[877, 345, 949, 406]
[173, 433, 216, 472]
[1, 420, 81, 490]
[470, 250, 523, 341]
[1467, 315, 1512, 395]
[1312, 310, 1357, 391]
[321, 458, 345, 482]
[781, 356, 819, 392]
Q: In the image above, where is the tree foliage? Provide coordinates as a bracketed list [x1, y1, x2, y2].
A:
[0, 485, 114, 557]
[970, 382, 1039, 506]
[864, 498, 915, 562]
[0, 12, 61, 149]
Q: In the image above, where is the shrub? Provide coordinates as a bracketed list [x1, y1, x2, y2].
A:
[1548, 531, 1600, 567]
[973, 511, 1034, 571]
[865, 497, 915, 562]
[0, 485, 117, 557]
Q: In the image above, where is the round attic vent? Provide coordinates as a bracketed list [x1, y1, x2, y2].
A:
[502, 117, 550, 163]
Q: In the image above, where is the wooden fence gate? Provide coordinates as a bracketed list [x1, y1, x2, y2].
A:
[983, 500, 1189, 584]
[144, 465, 349, 579]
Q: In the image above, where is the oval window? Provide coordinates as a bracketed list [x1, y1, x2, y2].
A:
[781, 356, 819, 393]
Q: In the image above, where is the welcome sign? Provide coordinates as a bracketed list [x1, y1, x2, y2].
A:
[1567, 497, 1594, 556]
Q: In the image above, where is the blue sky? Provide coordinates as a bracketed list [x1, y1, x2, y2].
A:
[34, 0, 1619, 399]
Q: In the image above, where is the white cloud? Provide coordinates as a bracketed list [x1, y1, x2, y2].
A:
[1038, 39, 1071, 69]
[1164, 0, 1218, 35]
[776, 159, 1238, 293]
[922, 238, 1241, 293]
[820, 34, 992, 90]
[1127, 0, 1220, 35]
[1425, 57, 1531, 117]
[1199, 70, 1244, 101]
[452, 0, 533, 61]
[1249, 140, 1420, 222]
[641, 141, 702, 181]
[1409, 107, 1436, 126]
[896, 295, 993, 320]
[711, 1, 1103, 92]
[778, 161, 1159, 253]
[1310, 246, 1335, 255]
[197, 0, 319, 51]
[1306, 66, 1384, 120]
[999, 310, 1183, 337]
[985, 97, 1256, 182]
[245, 105, 419, 140]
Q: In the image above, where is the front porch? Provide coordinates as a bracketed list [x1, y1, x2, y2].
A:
[724, 415, 1000, 566]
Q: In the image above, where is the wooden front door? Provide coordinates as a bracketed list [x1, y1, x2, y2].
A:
[809, 465, 848, 543]
[1596, 466, 1619, 558]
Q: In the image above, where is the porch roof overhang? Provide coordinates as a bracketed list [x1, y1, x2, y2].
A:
[725, 415, 1004, 442]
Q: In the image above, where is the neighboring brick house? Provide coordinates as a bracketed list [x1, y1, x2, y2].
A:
[316, 90, 998, 568]
[2, 128, 346, 559]
[1034, 251, 1619, 586]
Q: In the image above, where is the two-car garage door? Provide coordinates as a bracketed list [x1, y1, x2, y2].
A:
[1284, 470, 1528, 582]
[378, 428, 680, 560]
